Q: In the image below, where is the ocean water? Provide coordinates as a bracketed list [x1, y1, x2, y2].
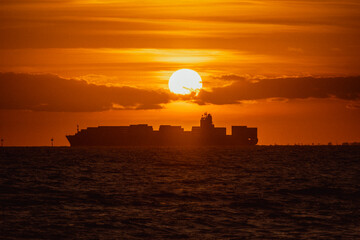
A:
[0, 146, 359, 239]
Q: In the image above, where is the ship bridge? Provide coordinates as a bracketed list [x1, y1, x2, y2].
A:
[200, 112, 214, 129]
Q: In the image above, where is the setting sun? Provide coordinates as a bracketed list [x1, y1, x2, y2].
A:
[168, 69, 202, 95]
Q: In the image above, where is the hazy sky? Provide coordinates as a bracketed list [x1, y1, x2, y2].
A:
[0, 0, 359, 145]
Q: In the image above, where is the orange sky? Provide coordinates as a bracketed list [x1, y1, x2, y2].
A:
[0, 0, 359, 146]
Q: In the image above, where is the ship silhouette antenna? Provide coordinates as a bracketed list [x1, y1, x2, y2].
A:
[51, 138, 54, 147]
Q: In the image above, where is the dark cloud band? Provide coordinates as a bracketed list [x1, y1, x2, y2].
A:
[196, 76, 360, 105]
[1, 72, 359, 112]
[0, 72, 172, 112]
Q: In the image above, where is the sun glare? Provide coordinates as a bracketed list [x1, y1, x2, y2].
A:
[169, 69, 202, 95]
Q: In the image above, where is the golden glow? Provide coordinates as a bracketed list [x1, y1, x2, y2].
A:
[169, 69, 202, 95]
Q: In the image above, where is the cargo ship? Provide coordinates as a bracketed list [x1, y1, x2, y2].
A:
[66, 113, 258, 146]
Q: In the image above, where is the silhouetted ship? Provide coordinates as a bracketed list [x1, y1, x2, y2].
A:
[66, 113, 258, 146]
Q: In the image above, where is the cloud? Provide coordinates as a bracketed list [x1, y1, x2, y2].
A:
[1, 0, 359, 52]
[0, 72, 173, 112]
[196, 76, 360, 105]
[346, 102, 360, 110]
[211, 74, 247, 81]
[287, 47, 303, 53]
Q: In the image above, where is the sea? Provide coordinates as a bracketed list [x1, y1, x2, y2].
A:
[0, 146, 359, 239]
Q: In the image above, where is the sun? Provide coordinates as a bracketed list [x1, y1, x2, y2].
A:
[169, 69, 202, 95]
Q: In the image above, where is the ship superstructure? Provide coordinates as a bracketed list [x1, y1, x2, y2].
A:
[66, 113, 258, 146]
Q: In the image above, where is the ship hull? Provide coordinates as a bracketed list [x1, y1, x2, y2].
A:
[66, 134, 258, 147]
